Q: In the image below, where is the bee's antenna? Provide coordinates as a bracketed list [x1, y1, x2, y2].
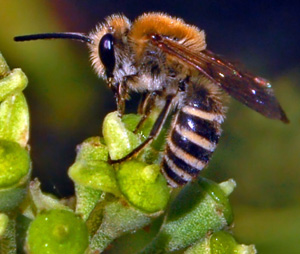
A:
[14, 32, 92, 44]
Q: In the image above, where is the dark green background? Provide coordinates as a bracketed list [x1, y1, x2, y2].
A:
[1, 1, 299, 253]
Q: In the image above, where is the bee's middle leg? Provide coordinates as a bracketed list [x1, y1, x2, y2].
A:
[135, 91, 158, 133]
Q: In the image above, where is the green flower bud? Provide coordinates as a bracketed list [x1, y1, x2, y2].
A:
[210, 231, 238, 254]
[0, 132, 30, 188]
[76, 137, 108, 162]
[210, 231, 256, 254]
[185, 231, 256, 254]
[26, 210, 88, 254]
[69, 160, 120, 196]
[0, 140, 30, 212]
[0, 93, 30, 147]
[117, 160, 170, 213]
[0, 68, 28, 102]
[0, 52, 10, 77]
[102, 112, 140, 160]
[71, 137, 113, 218]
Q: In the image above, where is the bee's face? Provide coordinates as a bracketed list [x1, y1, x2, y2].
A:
[88, 15, 134, 83]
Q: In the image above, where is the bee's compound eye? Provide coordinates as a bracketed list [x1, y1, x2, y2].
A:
[99, 33, 115, 78]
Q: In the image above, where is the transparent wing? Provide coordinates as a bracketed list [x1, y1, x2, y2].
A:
[150, 35, 288, 122]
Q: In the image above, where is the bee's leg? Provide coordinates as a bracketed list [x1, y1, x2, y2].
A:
[137, 93, 149, 115]
[114, 74, 139, 117]
[107, 79, 126, 117]
[115, 82, 128, 117]
[134, 91, 158, 133]
[109, 94, 174, 164]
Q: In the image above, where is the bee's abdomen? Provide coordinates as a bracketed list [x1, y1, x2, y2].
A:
[161, 85, 224, 187]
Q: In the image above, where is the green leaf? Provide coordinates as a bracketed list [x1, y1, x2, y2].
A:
[198, 178, 235, 225]
[74, 184, 103, 221]
[87, 200, 152, 253]
[140, 178, 235, 253]
[29, 179, 72, 214]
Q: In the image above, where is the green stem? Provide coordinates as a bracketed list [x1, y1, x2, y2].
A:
[0, 215, 16, 254]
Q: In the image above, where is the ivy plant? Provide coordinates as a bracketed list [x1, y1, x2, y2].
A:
[0, 52, 256, 254]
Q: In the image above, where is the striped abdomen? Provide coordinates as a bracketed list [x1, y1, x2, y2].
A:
[161, 83, 224, 187]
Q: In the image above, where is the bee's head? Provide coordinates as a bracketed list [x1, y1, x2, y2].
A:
[14, 14, 132, 83]
[88, 14, 132, 82]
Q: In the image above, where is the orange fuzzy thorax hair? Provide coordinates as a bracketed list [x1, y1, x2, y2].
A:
[129, 13, 207, 60]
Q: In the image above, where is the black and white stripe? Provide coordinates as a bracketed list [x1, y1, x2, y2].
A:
[161, 84, 224, 187]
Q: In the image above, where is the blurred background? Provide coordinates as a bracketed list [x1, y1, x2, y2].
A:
[0, 1, 299, 253]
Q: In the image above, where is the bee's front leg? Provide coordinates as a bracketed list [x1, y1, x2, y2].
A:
[115, 82, 128, 117]
[112, 74, 139, 117]
[107, 79, 128, 117]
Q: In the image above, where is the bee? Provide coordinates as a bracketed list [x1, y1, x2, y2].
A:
[15, 12, 288, 188]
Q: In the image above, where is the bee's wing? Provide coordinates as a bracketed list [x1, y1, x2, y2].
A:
[151, 36, 288, 123]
